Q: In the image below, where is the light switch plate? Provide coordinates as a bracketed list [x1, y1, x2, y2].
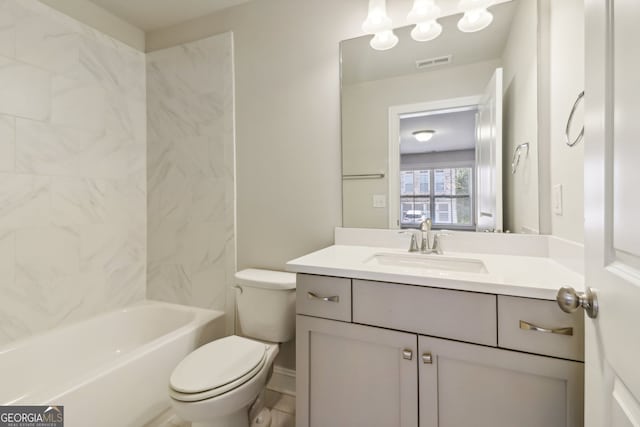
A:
[373, 194, 386, 208]
[553, 184, 563, 215]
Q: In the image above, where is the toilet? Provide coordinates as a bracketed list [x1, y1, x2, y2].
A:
[168, 269, 296, 427]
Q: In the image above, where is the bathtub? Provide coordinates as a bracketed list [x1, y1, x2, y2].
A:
[0, 300, 225, 427]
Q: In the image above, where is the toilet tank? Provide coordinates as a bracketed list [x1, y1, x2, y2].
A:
[235, 269, 296, 343]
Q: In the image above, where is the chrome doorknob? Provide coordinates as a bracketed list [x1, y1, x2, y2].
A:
[556, 286, 599, 319]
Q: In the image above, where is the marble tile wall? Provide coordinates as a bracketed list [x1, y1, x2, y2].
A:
[0, 0, 147, 346]
[146, 33, 235, 333]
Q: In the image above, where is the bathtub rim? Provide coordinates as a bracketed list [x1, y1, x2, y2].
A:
[1, 300, 226, 405]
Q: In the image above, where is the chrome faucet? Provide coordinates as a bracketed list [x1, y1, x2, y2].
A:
[419, 219, 432, 253]
[403, 220, 447, 254]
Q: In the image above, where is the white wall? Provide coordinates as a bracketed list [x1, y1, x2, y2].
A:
[0, 0, 147, 346]
[502, 0, 540, 234]
[342, 59, 501, 228]
[548, 0, 584, 242]
[146, 33, 236, 335]
[145, 0, 418, 373]
[38, 0, 145, 51]
[146, 0, 427, 272]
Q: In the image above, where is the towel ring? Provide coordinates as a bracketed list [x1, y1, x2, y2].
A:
[565, 91, 585, 147]
[511, 142, 530, 175]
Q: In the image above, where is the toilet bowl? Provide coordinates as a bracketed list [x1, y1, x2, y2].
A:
[168, 269, 296, 427]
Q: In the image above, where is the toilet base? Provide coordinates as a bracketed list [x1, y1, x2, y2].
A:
[191, 408, 250, 427]
[189, 398, 273, 427]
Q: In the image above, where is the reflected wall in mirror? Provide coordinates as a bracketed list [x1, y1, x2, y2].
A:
[341, 0, 541, 233]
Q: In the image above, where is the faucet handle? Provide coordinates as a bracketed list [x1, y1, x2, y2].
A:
[432, 232, 450, 255]
[399, 230, 420, 252]
[409, 233, 420, 252]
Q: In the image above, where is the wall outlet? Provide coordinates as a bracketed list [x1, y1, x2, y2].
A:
[373, 194, 386, 208]
[553, 184, 563, 216]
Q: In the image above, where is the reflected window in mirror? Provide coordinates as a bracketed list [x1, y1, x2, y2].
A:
[400, 167, 474, 230]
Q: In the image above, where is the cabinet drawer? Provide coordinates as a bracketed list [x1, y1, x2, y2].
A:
[498, 295, 584, 361]
[296, 274, 351, 322]
[353, 280, 497, 346]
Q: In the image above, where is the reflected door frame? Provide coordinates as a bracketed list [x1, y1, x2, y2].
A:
[388, 96, 481, 229]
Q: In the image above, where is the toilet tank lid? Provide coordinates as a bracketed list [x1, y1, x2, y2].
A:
[235, 269, 296, 290]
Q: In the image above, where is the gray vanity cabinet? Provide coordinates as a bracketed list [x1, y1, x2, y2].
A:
[296, 315, 418, 427]
[418, 335, 584, 427]
[295, 273, 584, 427]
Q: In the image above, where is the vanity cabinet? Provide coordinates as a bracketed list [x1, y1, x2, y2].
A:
[296, 315, 418, 427]
[296, 274, 584, 427]
[418, 336, 583, 427]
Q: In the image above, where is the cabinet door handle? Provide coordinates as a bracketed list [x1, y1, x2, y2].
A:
[402, 349, 413, 360]
[519, 320, 573, 336]
[422, 353, 433, 364]
[307, 292, 339, 303]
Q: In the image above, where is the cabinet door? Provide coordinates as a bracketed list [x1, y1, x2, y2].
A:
[419, 335, 584, 427]
[296, 315, 418, 427]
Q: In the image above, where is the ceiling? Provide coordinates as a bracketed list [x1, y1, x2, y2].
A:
[400, 108, 477, 155]
[86, 0, 252, 31]
[341, 0, 517, 85]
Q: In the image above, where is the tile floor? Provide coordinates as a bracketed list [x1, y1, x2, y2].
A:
[146, 389, 295, 427]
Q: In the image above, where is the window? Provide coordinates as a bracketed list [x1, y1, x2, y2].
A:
[400, 167, 473, 229]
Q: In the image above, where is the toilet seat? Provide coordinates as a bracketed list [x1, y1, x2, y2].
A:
[169, 336, 267, 402]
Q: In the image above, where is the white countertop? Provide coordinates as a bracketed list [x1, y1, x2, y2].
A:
[286, 245, 585, 300]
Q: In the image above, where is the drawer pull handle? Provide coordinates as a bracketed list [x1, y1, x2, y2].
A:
[402, 349, 413, 360]
[422, 352, 433, 364]
[307, 292, 339, 303]
[519, 320, 573, 336]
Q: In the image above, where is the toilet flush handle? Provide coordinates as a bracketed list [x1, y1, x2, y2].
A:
[233, 285, 243, 294]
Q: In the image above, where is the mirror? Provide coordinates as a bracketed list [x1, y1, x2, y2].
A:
[341, 0, 540, 233]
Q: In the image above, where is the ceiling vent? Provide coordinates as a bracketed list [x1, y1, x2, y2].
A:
[415, 54, 453, 70]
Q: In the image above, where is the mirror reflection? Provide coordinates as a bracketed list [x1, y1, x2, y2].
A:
[341, 0, 540, 233]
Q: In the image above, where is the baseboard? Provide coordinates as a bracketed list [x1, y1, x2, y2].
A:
[267, 366, 296, 397]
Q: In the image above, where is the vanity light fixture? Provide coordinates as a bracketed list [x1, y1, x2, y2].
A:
[407, 0, 442, 42]
[370, 29, 399, 50]
[457, 0, 494, 33]
[413, 130, 436, 142]
[363, 0, 399, 50]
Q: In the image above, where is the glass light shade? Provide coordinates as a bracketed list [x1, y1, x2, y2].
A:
[407, 0, 441, 25]
[413, 130, 436, 142]
[457, 8, 493, 32]
[411, 20, 443, 42]
[370, 30, 399, 51]
[362, 0, 393, 33]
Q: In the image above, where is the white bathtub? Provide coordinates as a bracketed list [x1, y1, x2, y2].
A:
[0, 300, 225, 427]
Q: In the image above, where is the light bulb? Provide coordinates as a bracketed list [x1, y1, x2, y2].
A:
[370, 30, 399, 51]
[407, 0, 441, 25]
[363, 0, 393, 34]
[457, 8, 493, 32]
[411, 20, 442, 42]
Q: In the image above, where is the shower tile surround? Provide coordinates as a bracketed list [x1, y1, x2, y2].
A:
[146, 34, 236, 333]
[0, 0, 146, 345]
[0, 1, 236, 345]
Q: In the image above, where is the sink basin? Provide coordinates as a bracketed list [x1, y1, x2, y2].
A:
[364, 253, 488, 274]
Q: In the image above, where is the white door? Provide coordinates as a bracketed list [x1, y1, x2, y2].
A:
[583, 0, 640, 425]
[476, 68, 503, 232]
